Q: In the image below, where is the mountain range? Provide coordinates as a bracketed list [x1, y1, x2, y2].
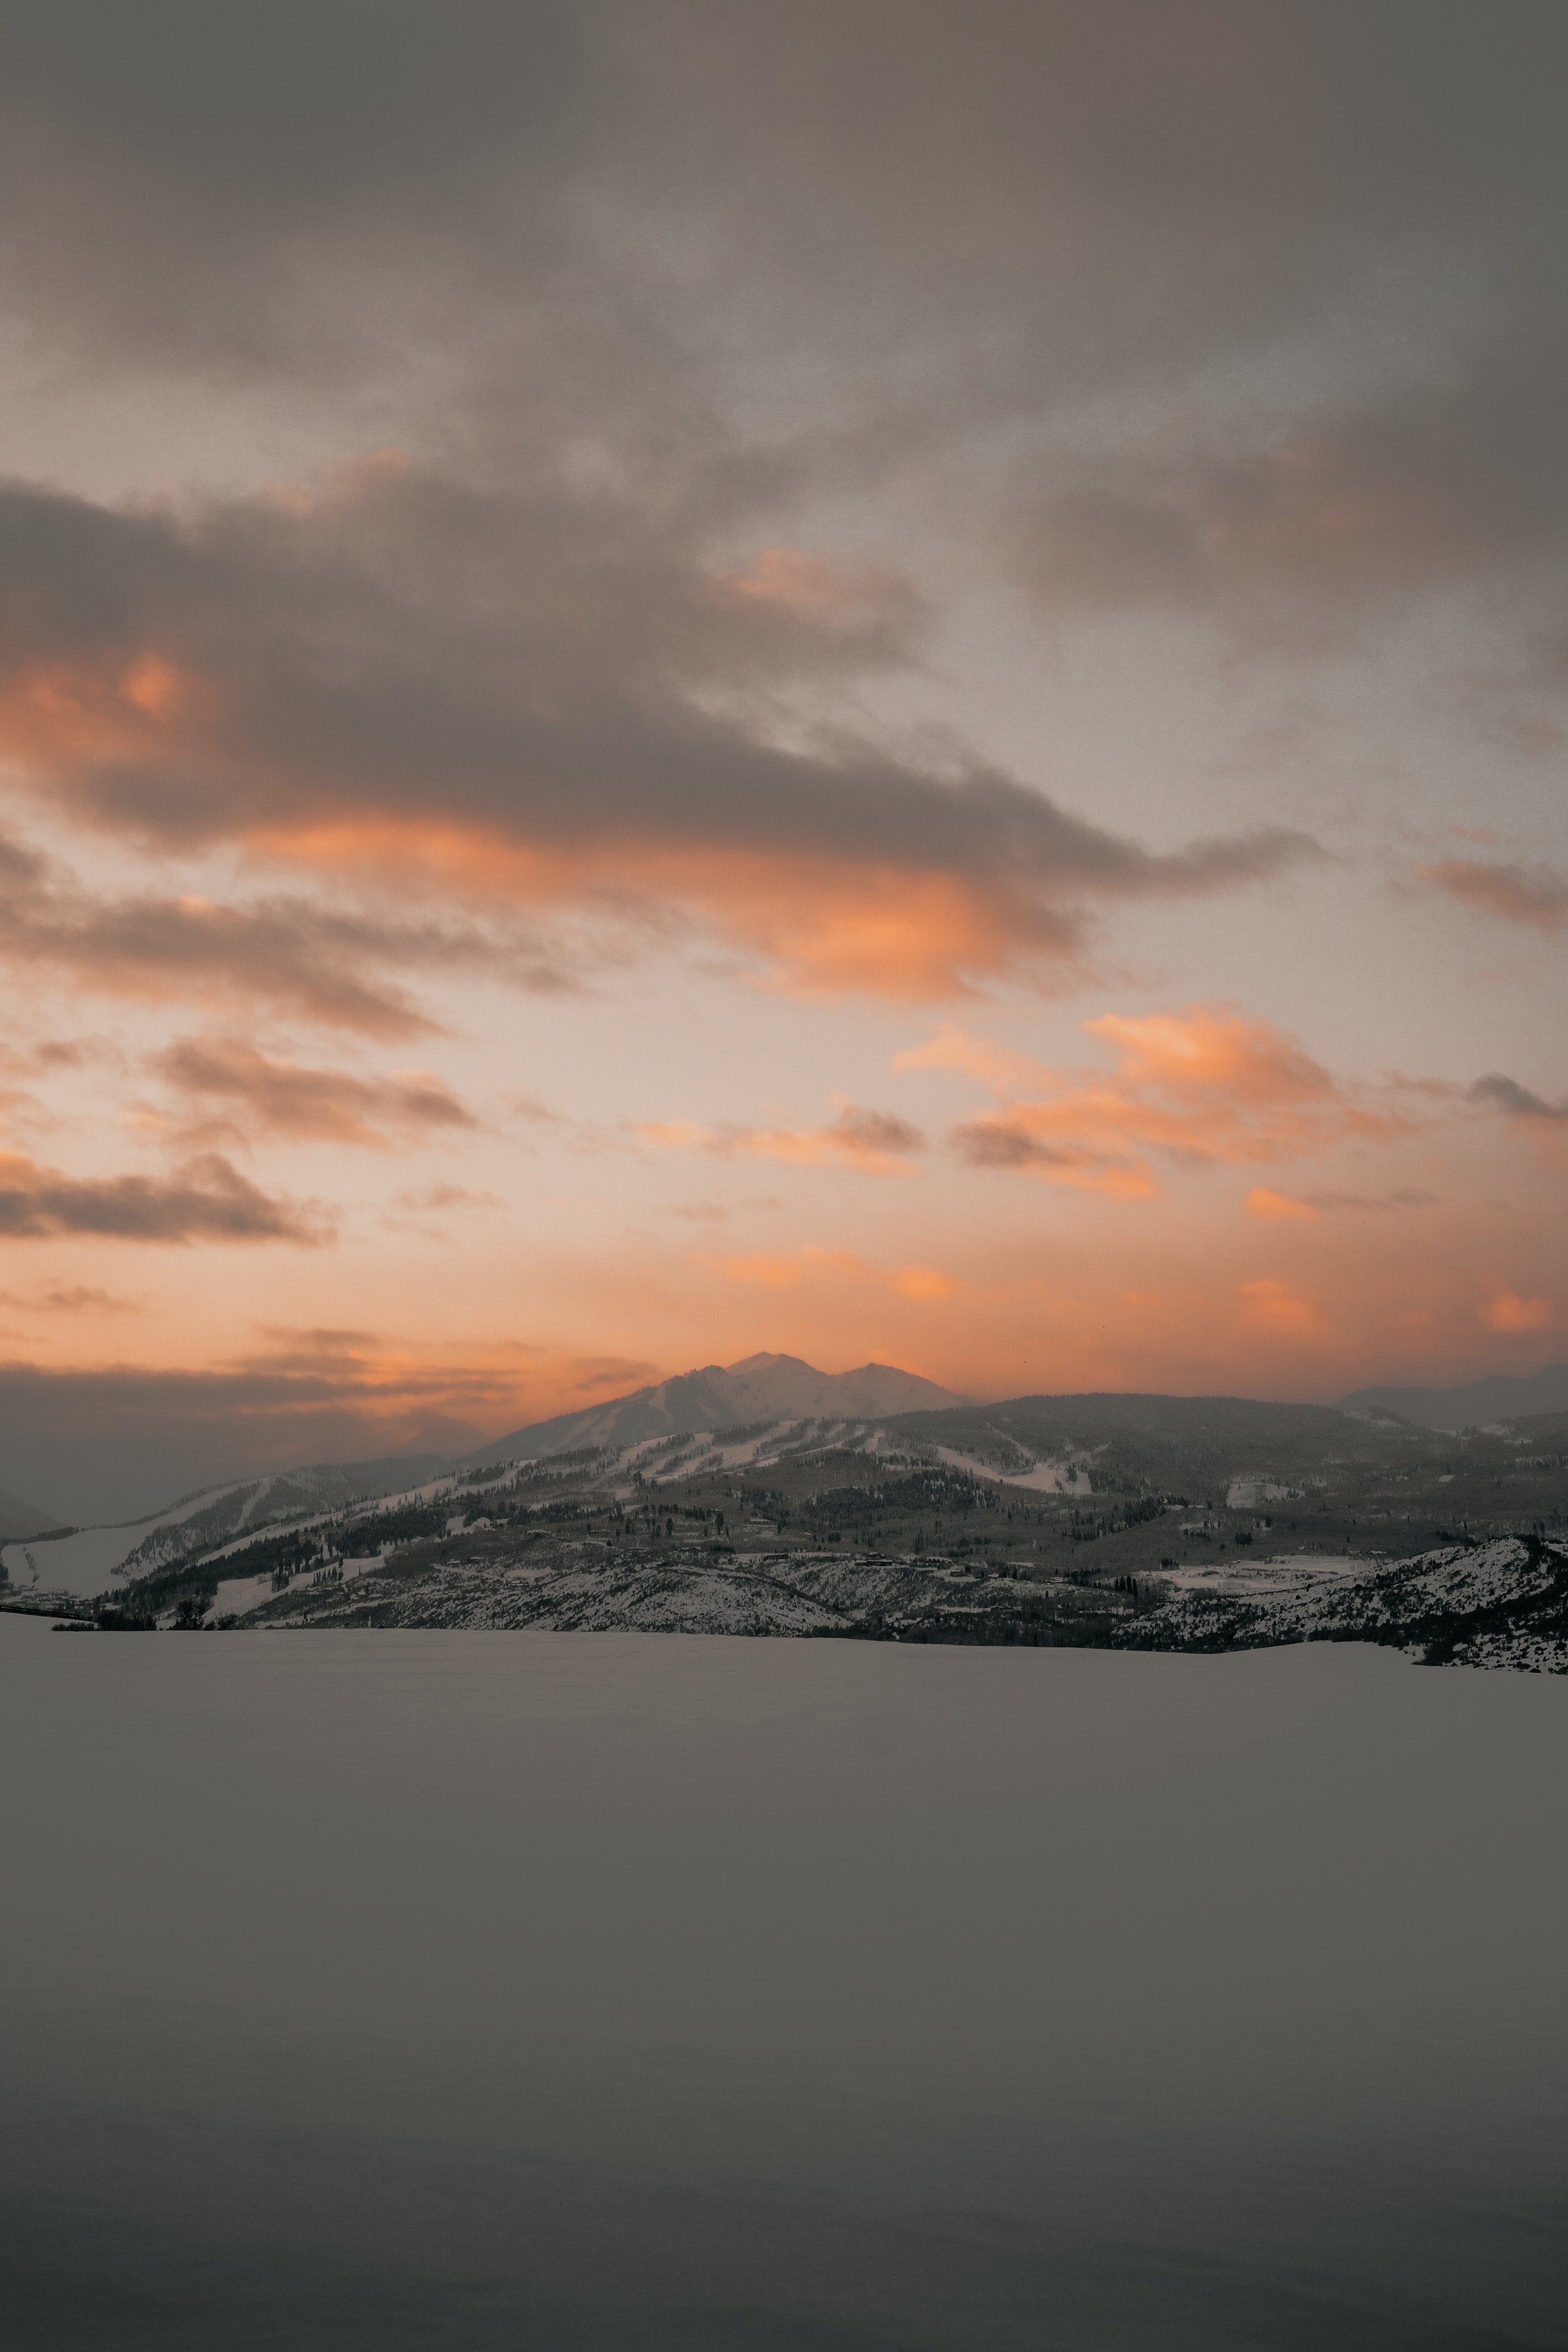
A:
[1340, 1361, 1568, 1431]
[8, 1349, 1568, 1573]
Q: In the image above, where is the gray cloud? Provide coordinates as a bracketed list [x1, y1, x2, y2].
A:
[644, 1104, 927, 1168]
[1302, 1188, 1440, 1211]
[0, 1150, 328, 1242]
[3, 7, 1561, 384]
[0, 471, 1316, 994]
[1420, 859, 1568, 933]
[0, 6, 1560, 608]
[389, 1183, 503, 1213]
[5, 7, 1563, 996]
[1014, 347, 1568, 633]
[825, 1107, 924, 1157]
[0, 2, 1559, 999]
[381, 1181, 506, 1235]
[1469, 1073, 1568, 1124]
[0, 821, 575, 1034]
[0, 1282, 142, 1315]
[0, 2, 596, 380]
[951, 1122, 1079, 1171]
[155, 1036, 476, 1147]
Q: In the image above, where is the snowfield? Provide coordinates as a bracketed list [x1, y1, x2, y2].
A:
[932, 1445, 1092, 1495]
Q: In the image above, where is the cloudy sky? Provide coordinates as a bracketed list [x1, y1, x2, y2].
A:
[2, 2, 1565, 1513]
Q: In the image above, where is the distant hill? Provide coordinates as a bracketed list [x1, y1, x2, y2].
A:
[105, 1379, 1568, 1674]
[0, 1452, 455, 1602]
[881, 1390, 1408, 1496]
[465, 1353, 964, 1467]
[38, 1354, 1568, 1599]
[0, 1484, 68, 1540]
[1341, 1362, 1568, 1431]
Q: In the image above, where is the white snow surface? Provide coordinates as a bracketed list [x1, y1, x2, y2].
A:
[933, 1446, 1091, 1495]
[1225, 1478, 1303, 1509]
[1157, 1554, 1371, 1598]
[1, 1475, 286, 1599]
[204, 1554, 380, 1624]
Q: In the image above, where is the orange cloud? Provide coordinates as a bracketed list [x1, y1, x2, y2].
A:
[706, 546, 924, 666]
[1236, 1278, 1325, 1340]
[235, 821, 1092, 1004]
[929, 1006, 1415, 1198]
[636, 1102, 924, 1173]
[696, 1250, 814, 1290]
[0, 825, 546, 1037]
[1084, 1008, 1332, 1102]
[892, 1022, 1048, 1093]
[1485, 1290, 1556, 1333]
[1, 649, 217, 768]
[119, 653, 188, 721]
[635, 1119, 713, 1152]
[893, 1266, 960, 1300]
[1247, 1187, 1318, 1220]
[0, 472, 1315, 1005]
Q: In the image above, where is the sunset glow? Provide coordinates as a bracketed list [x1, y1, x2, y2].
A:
[0, 3, 1564, 1517]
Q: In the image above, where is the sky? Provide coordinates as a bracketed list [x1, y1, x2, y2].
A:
[1, 1, 1567, 1517]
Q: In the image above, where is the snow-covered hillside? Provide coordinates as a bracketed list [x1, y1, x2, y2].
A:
[464, 1354, 964, 1465]
[1113, 1537, 1568, 1673]
[0, 1452, 449, 1602]
[8, 1373, 1567, 1673]
[173, 1529, 1568, 1671]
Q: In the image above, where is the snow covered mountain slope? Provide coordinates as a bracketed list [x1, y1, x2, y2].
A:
[0, 1453, 449, 1601]
[465, 1354, 963, 1466]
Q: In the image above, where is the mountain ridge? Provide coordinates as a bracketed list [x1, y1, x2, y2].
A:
[463, 1352, 966, 1467]
[16, 1350, 1568, 1563]
[1339, 1361, 1568, 1431]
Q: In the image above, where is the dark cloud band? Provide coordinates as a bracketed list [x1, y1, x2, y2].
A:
[0, 1151, 327, 1243]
